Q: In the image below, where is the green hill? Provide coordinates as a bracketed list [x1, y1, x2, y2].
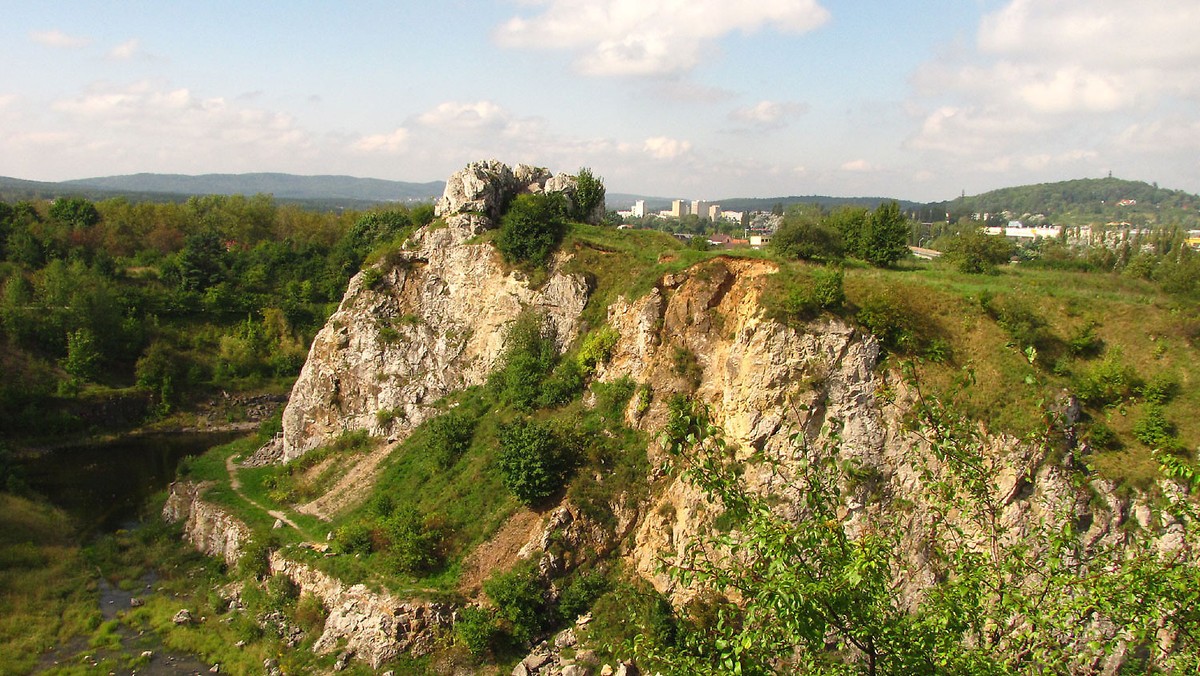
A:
[932, 177, 1200, 227]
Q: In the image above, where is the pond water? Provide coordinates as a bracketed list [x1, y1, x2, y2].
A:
[20, 430, 242, 535]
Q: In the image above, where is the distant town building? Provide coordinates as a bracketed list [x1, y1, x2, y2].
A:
[670, 199, 690, 218]
[692, 200, 710, 221]
[749, 234, 771, 248]
[632, 199, 646, 218]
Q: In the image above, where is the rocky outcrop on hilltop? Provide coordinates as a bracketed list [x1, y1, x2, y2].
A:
[255, 160, 593, 464]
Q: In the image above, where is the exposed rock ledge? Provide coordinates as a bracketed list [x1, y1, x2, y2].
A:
[163, 482, 451, 668]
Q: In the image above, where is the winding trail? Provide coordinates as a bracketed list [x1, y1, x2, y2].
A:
[225, 454, 309, 536]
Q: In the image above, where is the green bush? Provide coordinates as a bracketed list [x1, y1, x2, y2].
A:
[943, 230, 1014, 273]
[856, 292, 916, 353]
[497, 418, 573, 506]
[333, 520, 374, 556]
[495, 193, 567, 268]
[577, 327, 619, 376]
[1132, 405, 1178, 450]
[455, 606, 500, 658]
[382, 507, 443, 574]
[483, 563, 551, 645]
[770, 214, 844, 261]
[538, 358, 585, 408]
[558, 571, 610, 621]
[425, 410, 476, 468]
[1075, 352, 1137, 408]
[491, 312, 558, 411]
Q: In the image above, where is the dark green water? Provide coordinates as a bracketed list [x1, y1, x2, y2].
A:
[19, 431, 241, 534]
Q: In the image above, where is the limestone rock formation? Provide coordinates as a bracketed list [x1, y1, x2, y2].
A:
[260, 163, 591, 463]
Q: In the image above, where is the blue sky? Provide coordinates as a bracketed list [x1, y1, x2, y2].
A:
[2, 0, 1198, 202]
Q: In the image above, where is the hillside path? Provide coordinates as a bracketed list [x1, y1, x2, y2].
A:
[225, 454, 308, 534]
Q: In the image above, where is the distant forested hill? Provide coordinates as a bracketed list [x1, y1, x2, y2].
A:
[931, 177, 1200, 227]
[61, 173, 444, 203]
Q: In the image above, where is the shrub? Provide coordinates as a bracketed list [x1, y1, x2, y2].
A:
[1075, 352, 1137, 408]
[456, 606, 500, 658]
[1132, 405, 1178, 450]
[491, 312, 558, 411]
[333, 520, 374, 556]
[538, 358, 585, 408]
[425, 410, 476, 468]
[942, 230, 1014, 273]
[382, 507, 443, 574]
[483, 563, 551, 645]
[497, 418, 573, 506]
[770, 214, 844, 261]
[577, 327, 620, 376]
[1139, 373, 1179, 406]
[856, 292, 916, 353]
[558, 571, 610, 621]
[496, 193, 567, 268]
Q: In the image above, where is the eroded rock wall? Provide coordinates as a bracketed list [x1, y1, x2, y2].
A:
[267, 161, 592, 463]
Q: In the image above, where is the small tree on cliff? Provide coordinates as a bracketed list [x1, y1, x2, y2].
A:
[573, 167, 606, 224]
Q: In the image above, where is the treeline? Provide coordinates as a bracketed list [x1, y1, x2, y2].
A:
[0, 193, 433, 437]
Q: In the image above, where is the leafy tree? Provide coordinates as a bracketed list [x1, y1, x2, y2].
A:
[943, 230, 1015, 273]
[573, 167, 606, 224]
[861, 201, 910, 267]
[827, 206, 869, 257]
[497, 418, 573, 506]
[61, 328, 102, 382]
[48, 197, 100, 229]
[770, 206, 844, 261]
[496, 193, 567, 267]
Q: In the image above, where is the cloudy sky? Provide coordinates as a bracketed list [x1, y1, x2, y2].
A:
[2, 0, 1198, 202]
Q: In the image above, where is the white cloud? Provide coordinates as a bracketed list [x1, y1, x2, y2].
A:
[906, 0, 1200, 191]
[34, 81, 315, 174]
[728, 100, 808, 131]
[30, 29, 91, 49]
[840, 159, 877, 172]
[107, 39, 141, 60]
[354, 128, 410, 153]
[417, 100, 511, 131]
[494, 0, 830, 77]
[642, 136, 692, 159]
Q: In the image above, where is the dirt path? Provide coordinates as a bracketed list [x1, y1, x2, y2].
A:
[457, 509, 544, 597]
[225, 454, 307, 534]
[296, 442, 396, 521]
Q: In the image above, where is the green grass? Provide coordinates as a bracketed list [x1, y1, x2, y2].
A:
[0, 493, 100, 676]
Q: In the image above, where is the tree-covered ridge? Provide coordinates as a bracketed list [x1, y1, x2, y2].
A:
[934, 177, 1200, 227]
[0, 192, 432, 439]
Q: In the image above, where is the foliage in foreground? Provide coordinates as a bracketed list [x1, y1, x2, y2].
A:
[637, 389, 1200, 675]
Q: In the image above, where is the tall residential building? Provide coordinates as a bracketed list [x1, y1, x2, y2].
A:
[692, 200, 710, 220]
[632, 199, 646, 218]
[670, 199, 690, 218]
[708, 204, 722, 221]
